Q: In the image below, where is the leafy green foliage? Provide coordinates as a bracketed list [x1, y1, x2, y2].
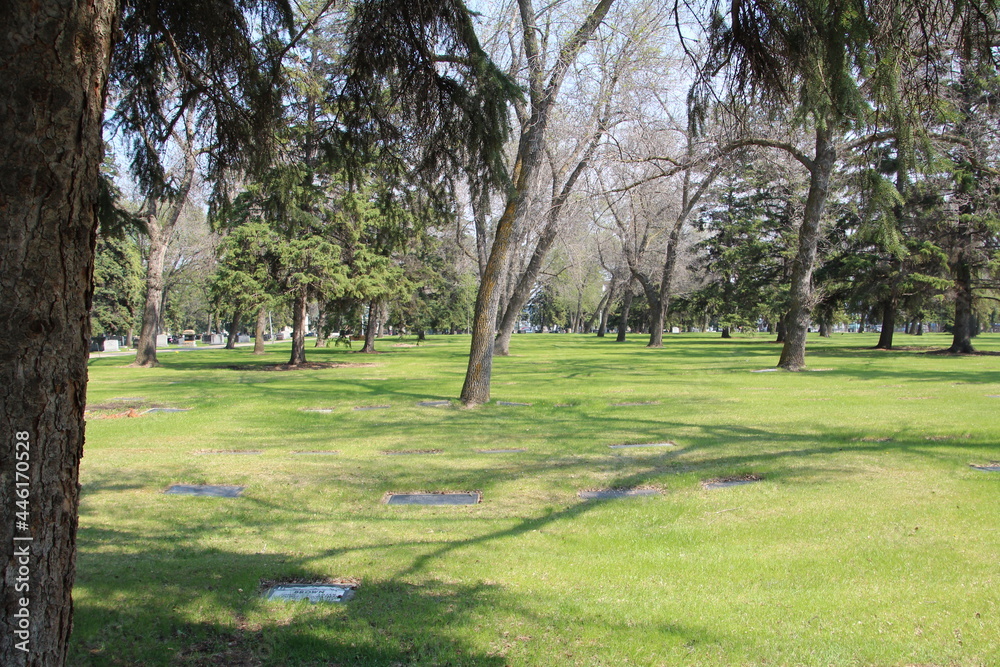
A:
[690, 166, 795, 332]
[91, 233, 144, 336]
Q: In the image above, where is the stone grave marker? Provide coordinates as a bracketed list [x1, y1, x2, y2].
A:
[300, 408, 334, 413]
[382, 449, 442, 456]
[703, 475, 762, 490]
[354, 405, 391, 411]
[196, 450, 263, 455]
[477, 448, 527, 454]
[385, 492, 481, 505]
[417, 400, 450, 407]
[497, 401, 531, 407]
[165, 484, 244, 497]
[264, 583, 356, 603]
[751, 368, 779, 373]
[291, 450, 340, 455]
[144, 407, 190, 414]
[578, 488, 660, 500]
[611, 401, 658, 407]
[971, 464, 1000, 472]
[609, 442, 675, 449]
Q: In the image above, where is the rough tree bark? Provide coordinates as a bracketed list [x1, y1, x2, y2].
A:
[460, 0, 615, 405]
[288, 290, 308, 365]
[948, 255, 976, 353]
[253, 306, 268, 354]
[778, 127, 836, 370]
[1, 3, 116, 665]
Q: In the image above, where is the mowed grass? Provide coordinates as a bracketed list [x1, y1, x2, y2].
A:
[72, 332, 1000, 666]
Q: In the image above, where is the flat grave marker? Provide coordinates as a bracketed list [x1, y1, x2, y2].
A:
[751, 368, 779, 373]
[354, 405, 391, 411]
[703, 475, 762, 490]
[497, 401, 532, 407]
[610, 401, 658, 407]
[300, 408, 334, 413]
[165, 484, 244, 497]
[291, 450, 340, 455]
[578, 488, 660, 500]
[264, 583, 356, 604]
[476, 448, 527, 454]
[971, 464, 1000, 472]
[196, 450, 262, 455]
[382, 449, 443, 456]
[385, 491, 481, 505]
[609, 442, 675, 450]
[417, 400, 451, 407]
[144, 407, 191, 414]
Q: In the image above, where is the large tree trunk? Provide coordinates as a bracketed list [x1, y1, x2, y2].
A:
[616, 288, 634, 342]
[460, 0, 615, 406]
[288, 290, 308, 365]
[133, 223, 169, 366]
[132, 128, 196, 367]
[225, 309, 242, 350]
[494, 110, 609, 355]
[1, 3, 116, 665]
[253, 306, 267, 354]
[948, 255, 976, 353]
[778, 127, 836, 370]
[360, 300, 379, 353]
[875, 296, 896, 350]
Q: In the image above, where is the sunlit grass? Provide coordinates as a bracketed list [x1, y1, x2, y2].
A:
[72, 332, 1000, 665]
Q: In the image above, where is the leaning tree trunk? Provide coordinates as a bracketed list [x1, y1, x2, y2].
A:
[597, 283, 615, 337]
[778, 127, 836, 370]
[616, 288, 634, 342]
[948, 255, 976, 353]
[460, 0, 614, 406]
[1, 4, 116, 666]
[288, 290, 308, 365]
[360, 301, 379, 353]
[253, 306, 267, 354]
[225, 309, 242, 350]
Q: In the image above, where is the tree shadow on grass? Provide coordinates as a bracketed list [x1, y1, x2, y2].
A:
[71, 484, 720, 666]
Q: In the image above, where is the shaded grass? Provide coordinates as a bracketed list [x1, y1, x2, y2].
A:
[72, 333, 1000, 665]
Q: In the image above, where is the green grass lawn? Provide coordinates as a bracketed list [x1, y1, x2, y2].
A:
[73, 332, 1000, 666]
